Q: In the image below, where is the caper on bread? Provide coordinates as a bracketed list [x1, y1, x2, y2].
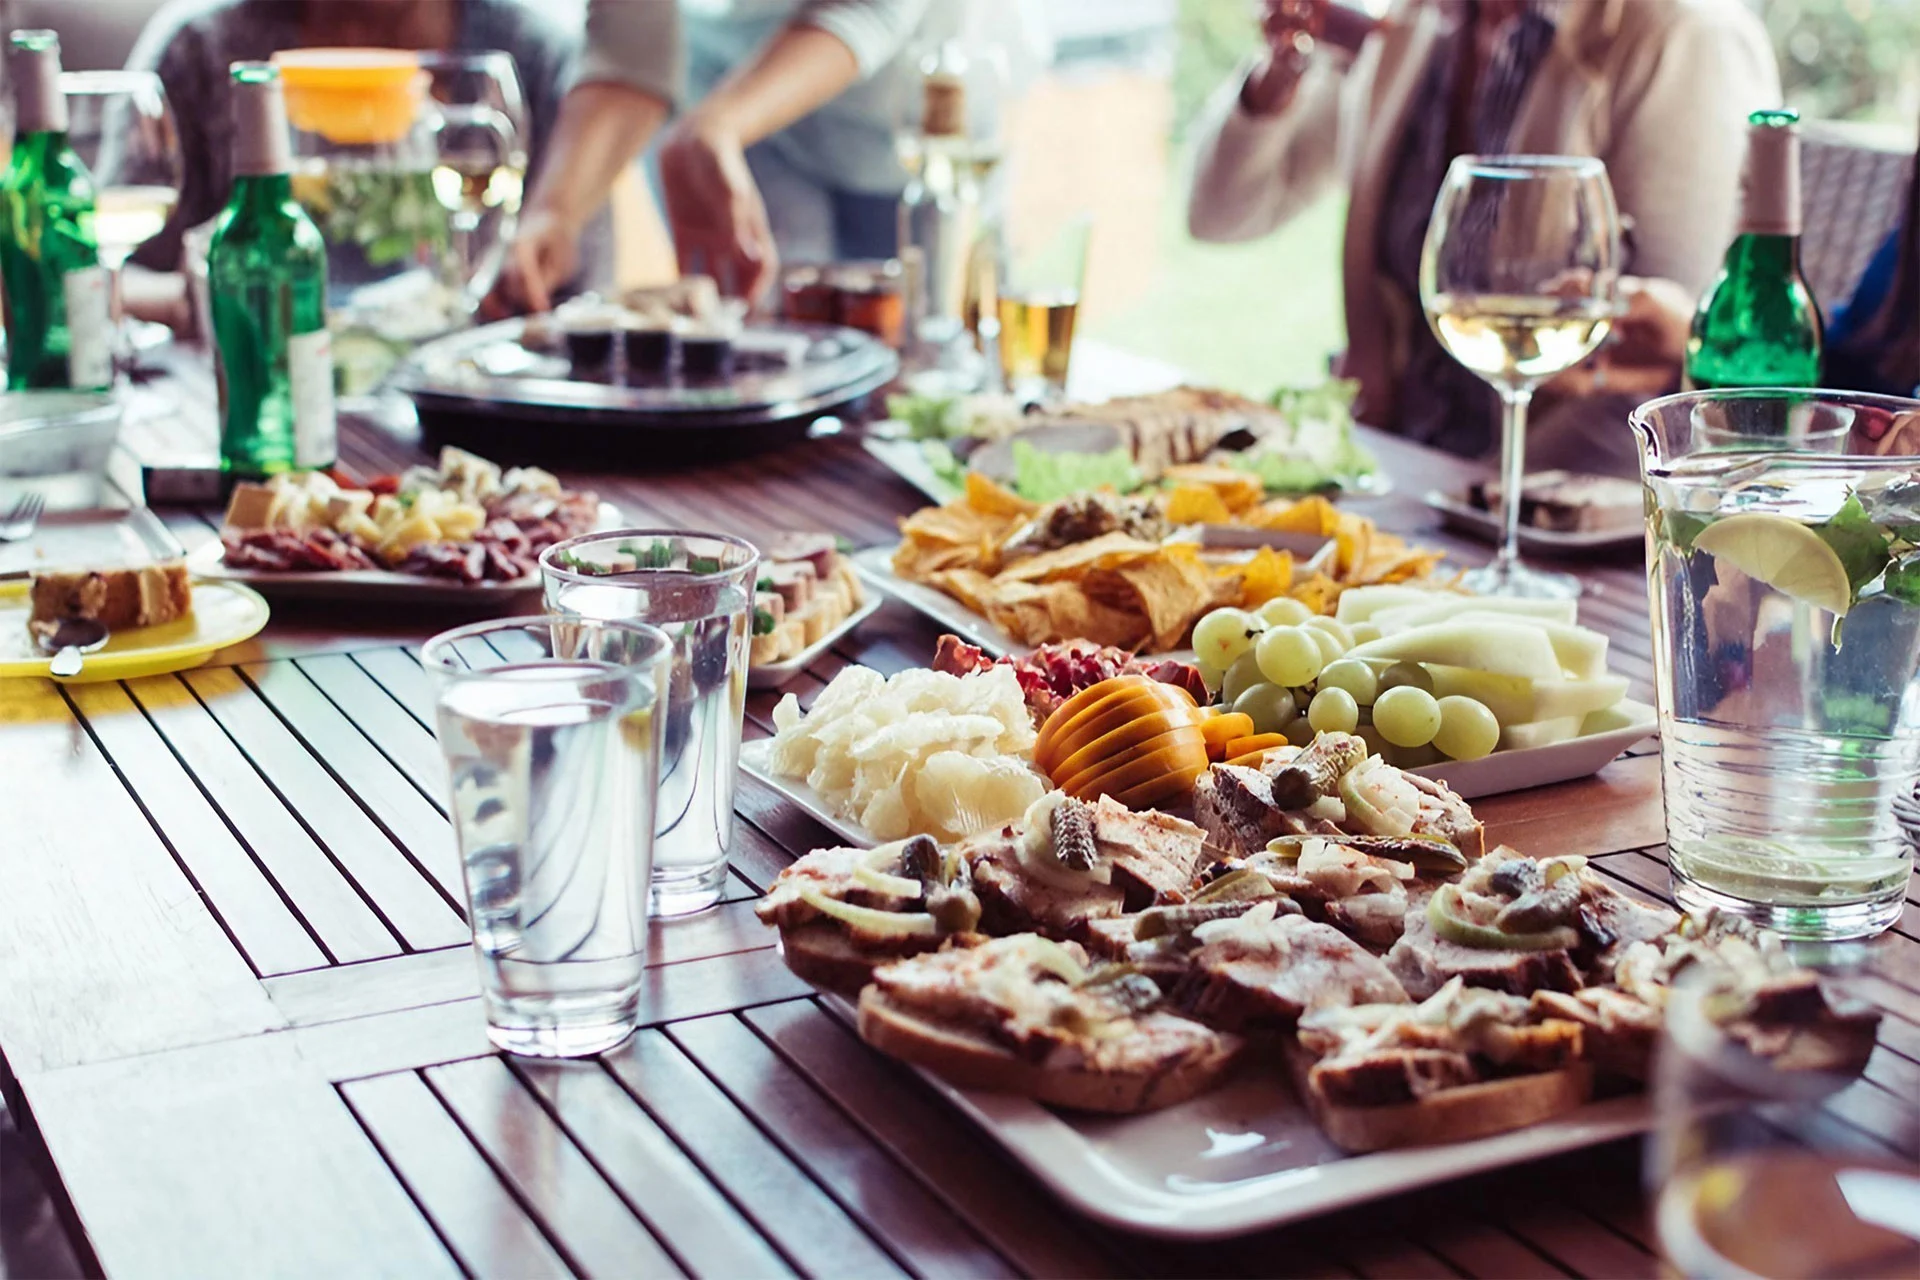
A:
[857, 934, 1244, 1114]
[755, 836, 982, 995]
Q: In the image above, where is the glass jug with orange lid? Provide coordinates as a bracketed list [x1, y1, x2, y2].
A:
[272, 49, 462, 394]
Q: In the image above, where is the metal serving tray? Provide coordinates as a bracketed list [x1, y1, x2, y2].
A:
[392, 317, 899, 429]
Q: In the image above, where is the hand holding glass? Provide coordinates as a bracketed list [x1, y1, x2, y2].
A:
[1420, 155, 1621, 597]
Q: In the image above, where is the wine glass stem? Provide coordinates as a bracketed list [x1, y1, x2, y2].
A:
[1495, 385, 1534, 575]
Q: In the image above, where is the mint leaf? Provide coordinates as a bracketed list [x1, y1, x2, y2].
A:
[1819, 495, 1892, 593]
[1883, 554, 1920, 606]
[1665, 511, 1711, 553]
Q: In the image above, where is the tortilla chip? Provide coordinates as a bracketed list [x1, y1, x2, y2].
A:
[1251, 494, 1340, 537]
[1333, 516, 1372, 582]
[995, 531, 1161, 584]
[965, 471, 1037, 518]
[1086, 551, 1218, 652]
[1232, 545, 1294, 608]
[926, 568, 1000, 615]
[1164, 484, 1233, 526]
[1289, 572, 1341, 616]
[1162, 464, 1264, 513]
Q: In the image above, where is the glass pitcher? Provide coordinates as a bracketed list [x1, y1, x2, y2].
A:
[1630, 388, 1920, 941]
[272, 49, 463, 396]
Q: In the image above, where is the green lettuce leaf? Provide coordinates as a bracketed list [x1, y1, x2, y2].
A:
[886, 392, 961, 440]
[1009, 440, 1141, 503]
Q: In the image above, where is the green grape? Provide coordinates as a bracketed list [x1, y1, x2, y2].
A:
[1255, 626, 1323, 687]
[1193, 607, 1259, 668]
[1303, 616, 1355, 652]
[1348, 621, 1383, 646]
[1377, 660, 1435, 696]
[1317, 657, 1379, 704]
[1304, 626, 1345, 666]
[1307, 687, 1359, 734]
[1373, 685, 1442, 748]
[1220, 651, 1264, 706]
[1357, 726, 1388, 758]
[1233, 683, 1298, 735]
[1283, 715, 1317, 747]
[1433, 696, 1500, 760]
[1257, 596, 1313, 627]
[1196, 660, 1224, 696]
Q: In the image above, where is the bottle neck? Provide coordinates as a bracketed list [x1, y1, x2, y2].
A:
[227, 171, 293, 216]
[1725, 232, 1802, 278]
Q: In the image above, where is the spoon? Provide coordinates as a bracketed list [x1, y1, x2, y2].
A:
[36, 617, 110, 678]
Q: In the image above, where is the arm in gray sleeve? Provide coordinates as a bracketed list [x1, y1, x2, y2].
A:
[577, 0, 682, 107]
[1186, 58, 1346, 244]
[795, 0, 932, 78]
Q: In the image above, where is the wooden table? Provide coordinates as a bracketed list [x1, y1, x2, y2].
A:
[2, 363, 1916, 1280]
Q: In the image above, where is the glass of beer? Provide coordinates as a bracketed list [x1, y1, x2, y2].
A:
[994, 214, 1090, 400]
[1650, 968, 1915, 1278]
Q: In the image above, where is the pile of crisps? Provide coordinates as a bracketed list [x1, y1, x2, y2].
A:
[891, 469, 1445, 652]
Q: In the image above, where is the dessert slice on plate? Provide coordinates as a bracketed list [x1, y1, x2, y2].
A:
[28, 559, 193, 644]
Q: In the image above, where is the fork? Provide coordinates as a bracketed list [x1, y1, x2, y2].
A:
[0, 492, 45, 543]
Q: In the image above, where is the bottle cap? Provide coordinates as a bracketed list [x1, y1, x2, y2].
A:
[229, 61, 293, 178]
[8, 30, 67, 134]
[1739, 107, 1801, 238]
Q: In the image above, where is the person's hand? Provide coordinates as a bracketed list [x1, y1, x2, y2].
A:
[1242, 1, 1378, 115]
[482, 205, 581, 319]
[657, 116, 778, 303]
[1549, 276, 1696, 400]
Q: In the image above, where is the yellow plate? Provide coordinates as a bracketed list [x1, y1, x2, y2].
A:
[0, 581, 271, 683]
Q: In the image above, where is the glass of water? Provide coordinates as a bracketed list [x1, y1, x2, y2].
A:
[423, 615, 671, 1058]
[1650, 972, 1914, 1279]
[1631, 389, 1920, 940]
[539, 530, 759, 917]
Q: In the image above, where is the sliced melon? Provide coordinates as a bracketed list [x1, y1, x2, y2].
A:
[1333, 584, 1453, 623]
[1499, 717, 1583, 751]
[1447, 611, 1609, 680]
[1349, 621, 1563, 680]
[1370, 595, 1579, 633]
[1423, 665, 1629, 725]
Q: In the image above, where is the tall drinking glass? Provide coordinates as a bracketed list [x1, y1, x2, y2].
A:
[1651, 974, 1915, 1278]
[1420, 155, 1622, 597]
[1632, 389, 1920, 940]
[994, 214, 1090, 401]
[540, 531, 758, 918]
[423, 615, 671, 1058]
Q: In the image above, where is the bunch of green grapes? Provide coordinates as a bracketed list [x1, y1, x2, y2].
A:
[1192, 602, 1499, 765]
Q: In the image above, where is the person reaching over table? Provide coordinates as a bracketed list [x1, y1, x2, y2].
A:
[113, 0, 604, 334]
[490, 0, 1045, 314]
[1186, 0, 1780, 468]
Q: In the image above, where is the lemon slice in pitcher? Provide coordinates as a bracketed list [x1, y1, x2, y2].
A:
[1694, 513, 1853, 616]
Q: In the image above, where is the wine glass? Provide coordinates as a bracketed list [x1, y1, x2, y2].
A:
[419, 51, 528, 313]
[1420, 154, 1621, 597]
[61, 69, 182, 368]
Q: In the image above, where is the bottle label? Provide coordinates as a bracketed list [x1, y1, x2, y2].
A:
[288, 329, 337, 468]
[62, 266, 113, 388]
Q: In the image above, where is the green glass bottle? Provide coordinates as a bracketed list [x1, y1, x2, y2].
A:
[1685, 109, 1823, 390]
[209, 62, 334, 477]
[0, 30, 112, 391]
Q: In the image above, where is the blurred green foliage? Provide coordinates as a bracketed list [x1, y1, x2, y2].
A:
[1766, 0, 1920, 129]
[1172, 0, 1258, 138]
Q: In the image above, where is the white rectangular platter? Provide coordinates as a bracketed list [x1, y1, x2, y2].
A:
[185, 501, 622, 604]
[748, 595, 883, 689]
[1425, 489, 1642, 552]
[850, 545, 1025, 656]
[740, 735, 1660, 1238]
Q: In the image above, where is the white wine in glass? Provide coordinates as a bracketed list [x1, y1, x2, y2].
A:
[1421, 155, 1621, 598]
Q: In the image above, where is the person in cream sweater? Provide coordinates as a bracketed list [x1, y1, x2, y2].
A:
[1187, 0, 1781, 470]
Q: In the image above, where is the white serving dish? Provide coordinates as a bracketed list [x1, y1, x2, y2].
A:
[748, 595, 882, 689]
[1425, 488, 1643, 552]
[849, 545, 1023, 655]
[186, 501, 622, 604]
[740, 735, 1662, 1238]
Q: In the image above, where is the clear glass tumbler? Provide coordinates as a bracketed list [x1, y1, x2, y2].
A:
[539, 530, 758, 917]
[1650, 975, 1916, 1279]
[423, 615, 670, 1058]
[1631, 389, 1920, 940]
